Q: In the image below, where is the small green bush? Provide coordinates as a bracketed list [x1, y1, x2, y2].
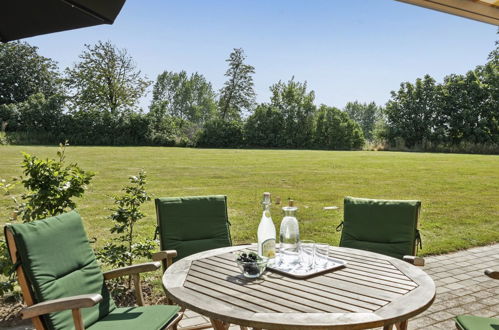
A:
[96, 171, 156, 271]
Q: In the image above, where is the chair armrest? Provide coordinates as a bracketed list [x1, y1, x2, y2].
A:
[152, 250, 177, 270]
[403, 255, 425, 266]
[22, 294, 102, 319]
[485, 269, 499, 280]
[152, 250, 177, 262]
[103, 262, 161, 280]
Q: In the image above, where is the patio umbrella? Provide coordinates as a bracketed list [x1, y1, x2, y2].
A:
[0, 0, 126, 43]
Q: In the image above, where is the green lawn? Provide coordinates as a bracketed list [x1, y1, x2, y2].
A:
[0, 146, 498, 256]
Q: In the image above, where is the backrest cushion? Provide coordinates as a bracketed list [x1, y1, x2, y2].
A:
[8, 211, 115, 330]
[340, 196, 421, 259]
[155, 195, 232, 261]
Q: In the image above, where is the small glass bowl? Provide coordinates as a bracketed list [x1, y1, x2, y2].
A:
[235, 253, 268, 278]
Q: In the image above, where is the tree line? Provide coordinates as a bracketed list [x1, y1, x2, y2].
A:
[0, 38, 497, 153]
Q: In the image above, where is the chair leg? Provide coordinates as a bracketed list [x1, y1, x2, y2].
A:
[165, 312, 184, 330]
[132, 274, 144, 306]
[71, 309, 85, 330]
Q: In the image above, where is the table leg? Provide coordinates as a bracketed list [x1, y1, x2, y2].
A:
[396, 320, 408, 330]
[210, 318, 229, 330]
[383, 325, 393, 330]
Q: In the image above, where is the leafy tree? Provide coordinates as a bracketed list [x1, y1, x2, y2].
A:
[314, 105, 364, 150]
[3, 93, 65, 132]
[97, 171, 155, 270]
[218, 48, 256, 121]
[151, 70, 216, 124]
[65, 41, 150, 116]
[0, 41, 61, 105]
[244, 104, 285, 147]
[438, 72, 494, 144]
[344, 101, 380, 141]
[197, 118, 243, 148]
[270, 77, 316, 148]
[385, 75, 441, 147]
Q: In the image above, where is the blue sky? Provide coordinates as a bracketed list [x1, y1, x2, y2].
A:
[25, 0, 497, 110]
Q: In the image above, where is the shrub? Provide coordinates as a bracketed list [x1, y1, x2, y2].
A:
[96, 171, 156, 271]
[314, 105, 364, 150]
[197, 118, 244, 148]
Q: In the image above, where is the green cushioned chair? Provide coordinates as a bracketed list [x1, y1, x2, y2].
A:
[454, 270, 499, 330]
[338, 196, 424, 265]
[5, 211, 182, 330]
[152, 195, 232, 270]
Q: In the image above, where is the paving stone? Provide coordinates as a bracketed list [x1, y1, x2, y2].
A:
[432, 319, 457, 329]
[184, 309, 201, 318]
[466, 302, 490, 312]
[488, 303, 499, 314]
[428, 310, 455, 322]
[445, 282, 466, 290]
[437, 277, 459, 284]
[179, 316, 210, 327]
[472, 309, 498, 318]
[406, 316, 436, 329]
[453, 289, 475, 297]
[481, 297, 499, 307]
[446, 306, 469, 315]
[471, 290, 496, 299]
[453, 274, 473, 281]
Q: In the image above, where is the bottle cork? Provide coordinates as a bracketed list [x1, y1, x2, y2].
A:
[288, 199, 294, 207]
[263, 192, 271, 204]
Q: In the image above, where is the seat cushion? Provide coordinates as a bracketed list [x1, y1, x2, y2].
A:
[455, 315, 499, 330]
[340, 196, 421, 259]
[155, 195, 232, 261]
[8, 211, 115, 330]
[88, 305, 181, 330]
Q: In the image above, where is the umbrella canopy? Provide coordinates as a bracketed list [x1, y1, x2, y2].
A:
[0, 0, 126, 43]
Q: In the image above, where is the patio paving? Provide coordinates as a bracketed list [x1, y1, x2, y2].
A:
[2, 244, 498, 330]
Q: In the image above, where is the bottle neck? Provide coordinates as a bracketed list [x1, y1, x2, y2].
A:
[262, 203, 271, 212]
[284, 209, 296, 217]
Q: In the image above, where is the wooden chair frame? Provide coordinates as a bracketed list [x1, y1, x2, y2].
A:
[402, 203, 425, 266]
[5, 228, 183, 330]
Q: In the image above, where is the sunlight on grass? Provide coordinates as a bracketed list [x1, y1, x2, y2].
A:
[0, 146, 497, 256]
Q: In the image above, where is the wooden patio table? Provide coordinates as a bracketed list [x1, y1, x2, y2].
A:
[162, 245, 435, 330]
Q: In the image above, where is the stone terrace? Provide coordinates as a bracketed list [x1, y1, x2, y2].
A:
[3, 244, 498, 330]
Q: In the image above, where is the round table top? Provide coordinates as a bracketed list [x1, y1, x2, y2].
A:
[163, 245, 435, 330]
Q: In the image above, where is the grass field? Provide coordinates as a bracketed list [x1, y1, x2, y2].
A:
[0, 146, 498, 256]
